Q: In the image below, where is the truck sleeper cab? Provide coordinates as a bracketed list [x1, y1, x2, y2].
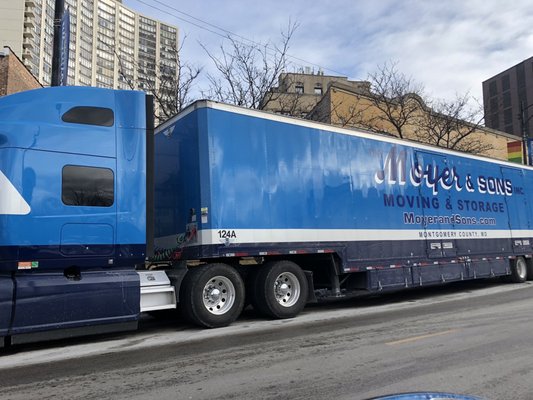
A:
[0, 87, 148, 346]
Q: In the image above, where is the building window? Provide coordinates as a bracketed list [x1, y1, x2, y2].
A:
[295, 82, 304, 94]
[62, 165, 114, 207]
[314, 84, 322, 95]
[501, 74, 510, 92]
[490, 114, 500, 129]
[489, 97, 499, 112]
[489, 81, 498, 97]
[504, 108, 513, 126]
[503, 92, 511, 108]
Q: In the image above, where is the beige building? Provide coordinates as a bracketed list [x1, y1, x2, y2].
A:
[0, 46, 41, 96]
[262, 70, 370, 117]
[1, 0, 179, 93]
[308, 81, 517, 161]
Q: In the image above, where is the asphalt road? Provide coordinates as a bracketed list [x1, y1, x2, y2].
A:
[2, 280, 533, 400]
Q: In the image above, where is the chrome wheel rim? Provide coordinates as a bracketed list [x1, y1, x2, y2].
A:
[274, 272, 300, 308]
[517, 258, 527, 280]
[203, 276, 235, 315]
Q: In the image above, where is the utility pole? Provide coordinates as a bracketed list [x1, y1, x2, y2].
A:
[51, 0, 65, 86]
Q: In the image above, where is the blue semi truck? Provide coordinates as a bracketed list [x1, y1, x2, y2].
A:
[1, 86, 532, 346]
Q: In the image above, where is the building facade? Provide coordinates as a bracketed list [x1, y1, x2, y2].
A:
[309, 81, 516, 162]
[1, 0, 179, 93]
[261, 70, 370, 117]
[483, 57, 533, 138]
[0, 46, 41, 96]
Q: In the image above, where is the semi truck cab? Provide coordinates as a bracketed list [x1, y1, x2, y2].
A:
[0, 87, 150, 345]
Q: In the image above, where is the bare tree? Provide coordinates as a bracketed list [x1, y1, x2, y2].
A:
[308, 63, 425, 136]
[415, 93, 492, 154]
[307, 62, 492, 154]
[261, 70, 321, 117]
[330, 93, 375, 128]
[309, 92, 370, 127]
[361, 62, 425, 139]
[115, 38, 202, 122]
[305, 80, 370, 125]
[151, 44, 202, 121]
[201, 21, 298, 109]
[364, 63, 491, 153]
[266, 87, 307, 116]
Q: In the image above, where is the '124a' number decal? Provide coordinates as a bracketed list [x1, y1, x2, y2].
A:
[218, 230, 237, 239]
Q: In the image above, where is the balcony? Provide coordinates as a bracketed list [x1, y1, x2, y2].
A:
[25, 0, 35, 6]
[24, 18, 34, 27]
[23, 28, 34, 38]
[22, 41, 34, 50]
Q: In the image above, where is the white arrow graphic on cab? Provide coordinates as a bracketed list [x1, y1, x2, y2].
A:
[0, 170, 31, 215]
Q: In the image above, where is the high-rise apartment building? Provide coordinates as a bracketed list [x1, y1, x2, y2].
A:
[483, 57, 533, 138]
[1, 0, 179, 93]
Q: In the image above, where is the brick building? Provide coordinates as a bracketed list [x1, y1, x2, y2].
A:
[0, 47, 41, 96]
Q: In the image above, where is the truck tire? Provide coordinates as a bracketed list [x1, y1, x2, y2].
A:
[251, 260, 308, 319]
[510, 257, 528, 283]
[526, 258, 533, 281]
[180, 263, 245, 328]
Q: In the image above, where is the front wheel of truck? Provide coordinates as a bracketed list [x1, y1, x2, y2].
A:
[180, 263, 245, 328]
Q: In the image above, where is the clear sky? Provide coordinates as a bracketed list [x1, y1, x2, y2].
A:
[123, 0, 533, 104]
